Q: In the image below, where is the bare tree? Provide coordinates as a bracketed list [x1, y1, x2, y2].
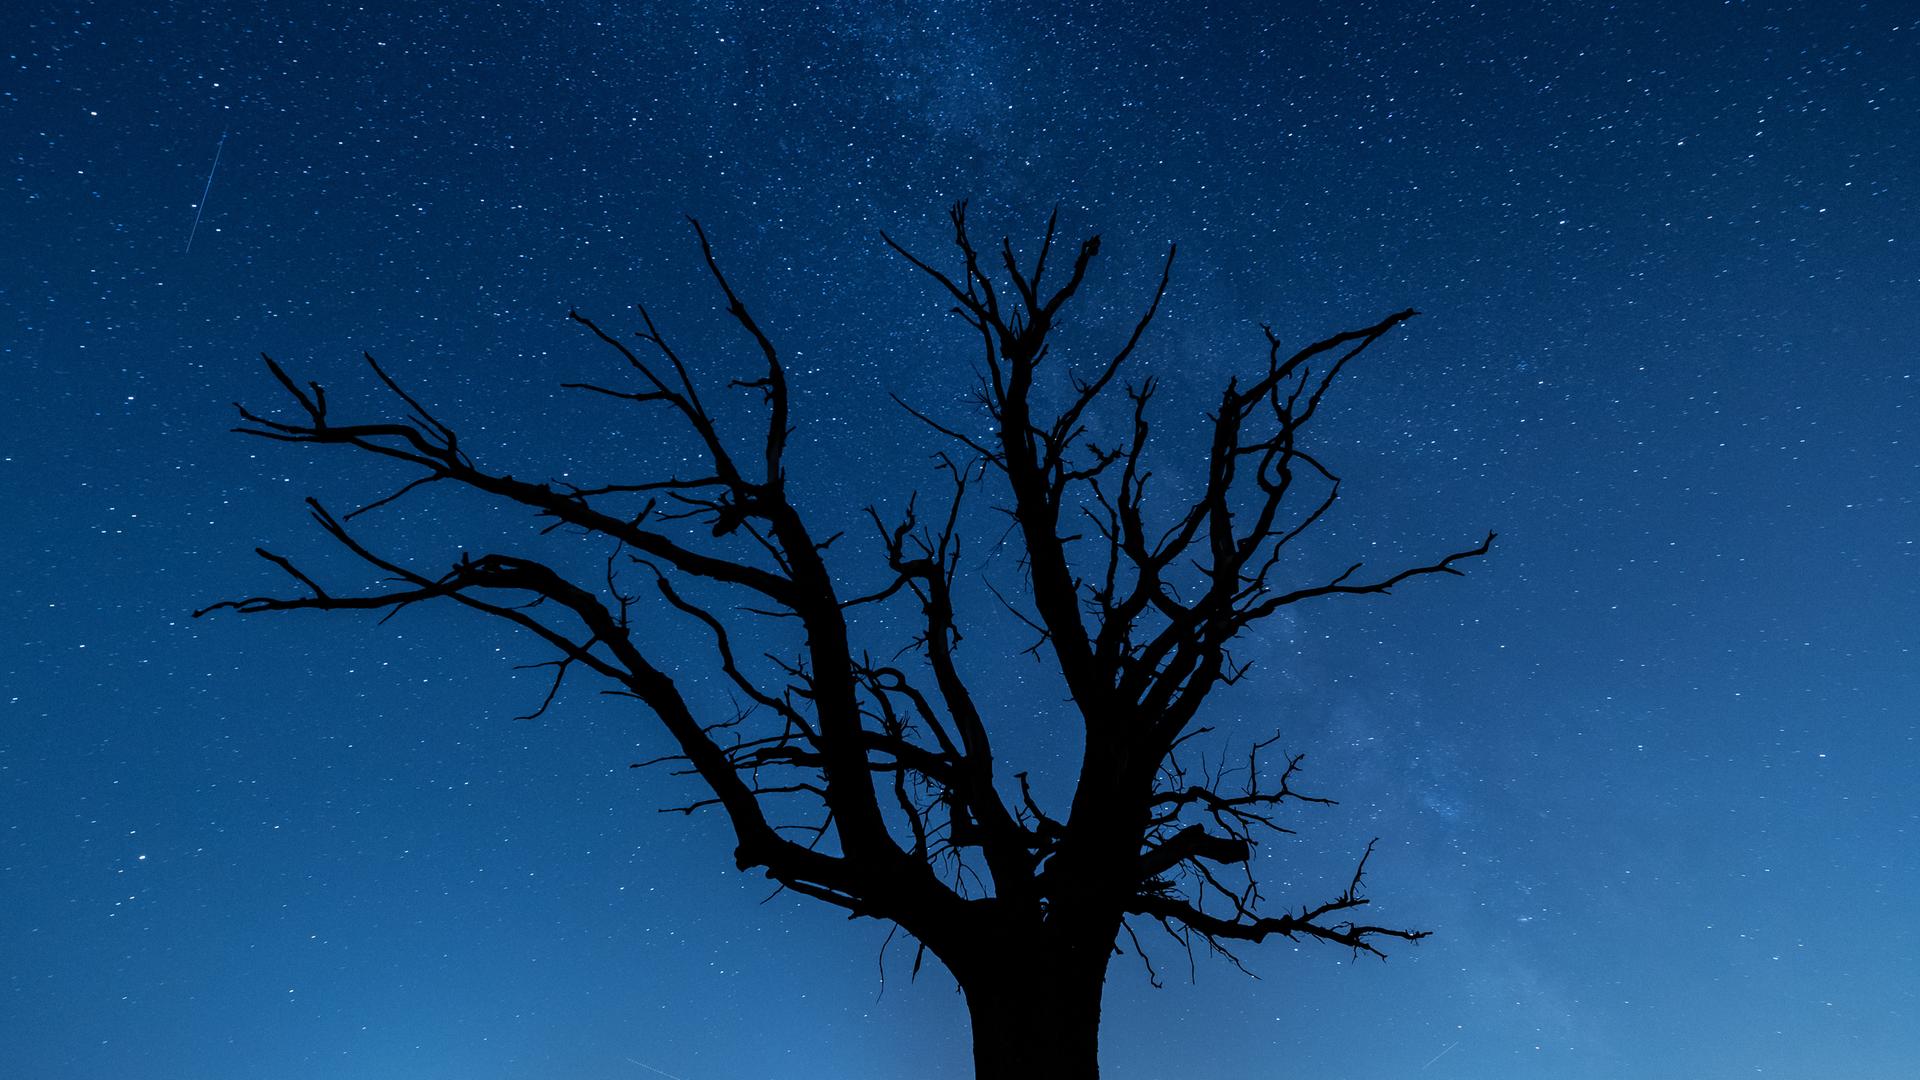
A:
[199, 204, 1492, 1079]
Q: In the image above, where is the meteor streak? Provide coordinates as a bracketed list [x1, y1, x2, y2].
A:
[184, 132, 226, 254]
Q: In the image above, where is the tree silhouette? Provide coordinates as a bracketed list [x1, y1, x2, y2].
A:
[199, 204, 1492, 1079]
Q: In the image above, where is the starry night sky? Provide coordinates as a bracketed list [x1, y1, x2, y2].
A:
[5, 1, 1917, 1077]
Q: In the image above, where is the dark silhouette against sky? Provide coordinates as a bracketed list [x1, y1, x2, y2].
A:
[194, 199, 1496, 1079]
[4, 2, 1916, 1078]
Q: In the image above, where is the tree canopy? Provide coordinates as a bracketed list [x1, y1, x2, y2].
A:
[200, 204, 1492, 1078]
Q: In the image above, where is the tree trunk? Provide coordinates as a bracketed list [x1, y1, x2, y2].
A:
[960, 960, 1108, 1080]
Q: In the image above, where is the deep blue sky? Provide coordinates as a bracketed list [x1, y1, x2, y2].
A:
[5, 1, 1916, 1077]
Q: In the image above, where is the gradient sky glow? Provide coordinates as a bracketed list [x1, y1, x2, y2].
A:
[5, 2, 1917, 1078]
